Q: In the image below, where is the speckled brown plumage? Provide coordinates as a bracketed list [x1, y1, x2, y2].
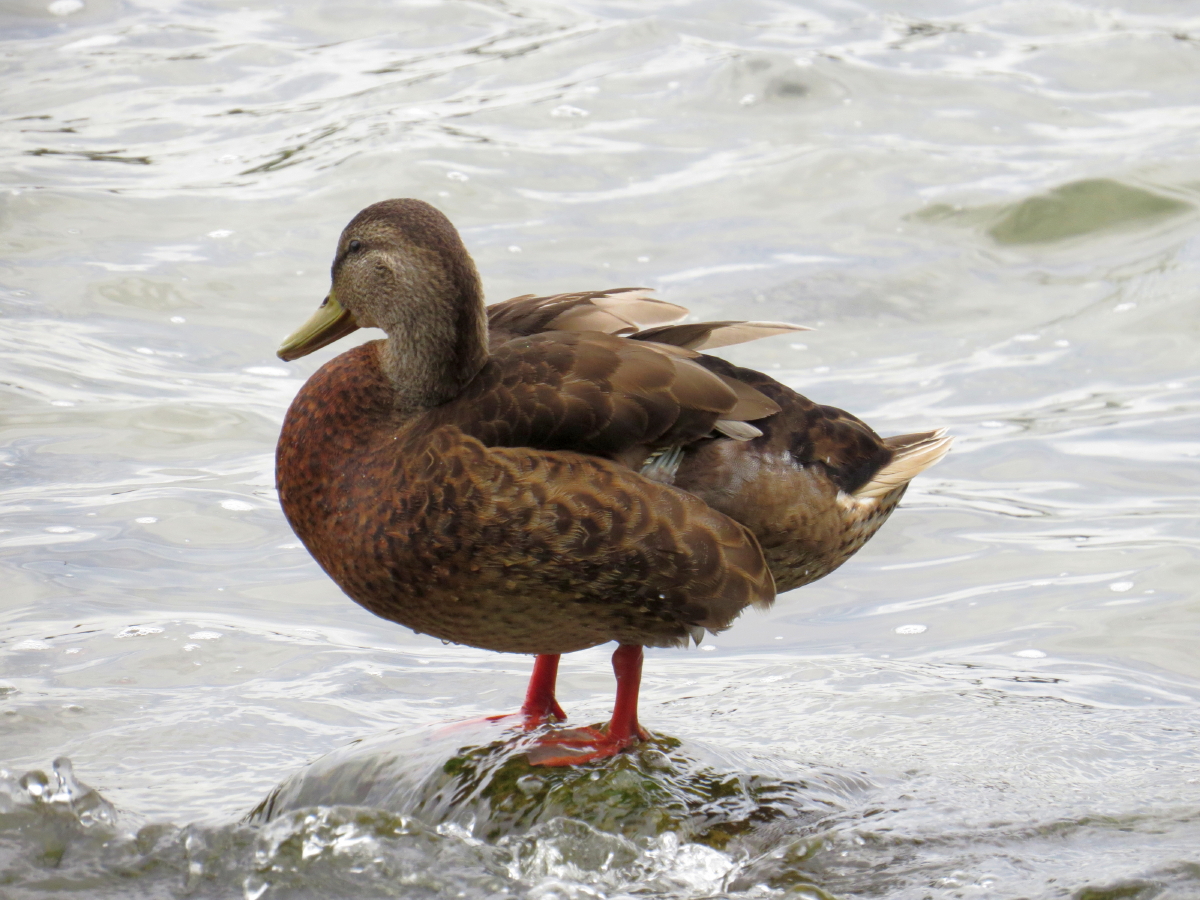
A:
[278, 340, 772, 653]
[276, 199, 950, 663]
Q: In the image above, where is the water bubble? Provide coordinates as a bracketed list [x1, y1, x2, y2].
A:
[14, 640, 52, 650]
[895, 624, 927, 635]
[21, 770, 50, 797]
[170, 315, 186, 323]
[550, 104, 589, 117]
[207, 229, 233, 238]
[48, 0, 84, 15]
[446, 171, 468, 182]
[515, 774, 544, 795]
[507, 245, 521, 253]
[189, 631, 222, 640]
[1015, 649, 1046, 658]
[1113, 302, 1137, 312]
[116, 625, 163, 638]
[645, 831, 736, 892]
[45, 525, 75, 533]
[1109, 581, 1133, 592]
[50, 399, 75, 407]
[220, 499, 254, 511]
[135, 516, 158, 524]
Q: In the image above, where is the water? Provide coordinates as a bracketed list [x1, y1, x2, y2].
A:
[2, 0, 1199, 896]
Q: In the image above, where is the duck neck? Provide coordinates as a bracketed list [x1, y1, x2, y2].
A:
[377, 283, 489, 415]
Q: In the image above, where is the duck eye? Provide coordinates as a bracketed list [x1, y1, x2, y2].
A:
[347, 239, 362, 253]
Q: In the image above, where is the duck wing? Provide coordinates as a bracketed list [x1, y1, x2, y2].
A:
[630, 320, 811, 351]
[487, 289, 812, 353]
[485, 289, 816, 448]
[487, 288, 687, 347]
[428, 329, 779, 469]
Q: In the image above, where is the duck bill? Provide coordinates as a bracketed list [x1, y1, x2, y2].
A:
[277, 291, 360, 361]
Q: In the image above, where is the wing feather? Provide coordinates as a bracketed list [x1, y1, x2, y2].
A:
[430, 330, 778, 462]
[633, 320, 811, 351]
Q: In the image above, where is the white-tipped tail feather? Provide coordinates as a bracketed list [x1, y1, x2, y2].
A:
[852, 428, 952, 500]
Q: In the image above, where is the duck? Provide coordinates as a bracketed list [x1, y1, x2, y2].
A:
[275, 198, 951, 765]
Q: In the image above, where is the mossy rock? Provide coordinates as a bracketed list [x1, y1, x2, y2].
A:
[248, 719, 856, 850]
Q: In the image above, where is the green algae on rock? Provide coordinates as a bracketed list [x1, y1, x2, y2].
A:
[246, 718, 864, 850]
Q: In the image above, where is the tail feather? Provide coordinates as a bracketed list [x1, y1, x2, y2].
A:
[853, 428, 952, 500]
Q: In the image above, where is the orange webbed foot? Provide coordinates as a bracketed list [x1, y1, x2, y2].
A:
[525, 723, 651, 767]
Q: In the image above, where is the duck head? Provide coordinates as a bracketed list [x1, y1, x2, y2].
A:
[278, 199, 489, 410]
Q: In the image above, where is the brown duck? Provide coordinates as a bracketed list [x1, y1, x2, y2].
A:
[276, 199, 951, 764]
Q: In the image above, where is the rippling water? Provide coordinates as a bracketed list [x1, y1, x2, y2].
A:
[3, 1, 1199, 897]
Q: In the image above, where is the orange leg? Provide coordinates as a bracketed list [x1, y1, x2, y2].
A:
[526, 644, 651, 766]
[449, 654, 566, 734]
[520, 654, 567, 724]
[606, 643, 650, 744]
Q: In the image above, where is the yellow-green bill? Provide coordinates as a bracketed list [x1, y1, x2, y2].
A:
[277, 292, 360, 361]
